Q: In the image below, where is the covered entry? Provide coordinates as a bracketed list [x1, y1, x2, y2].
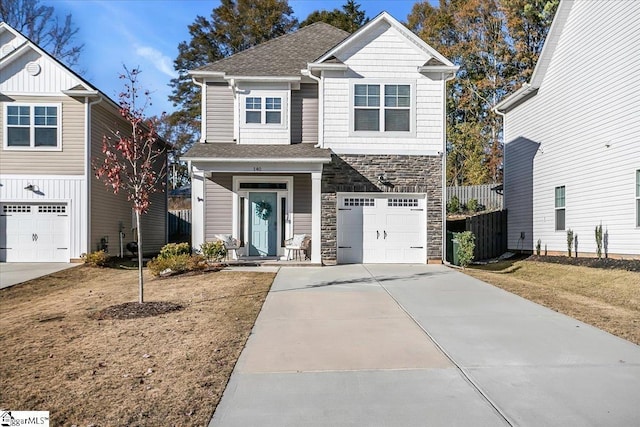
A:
[337, 194, 427, 264]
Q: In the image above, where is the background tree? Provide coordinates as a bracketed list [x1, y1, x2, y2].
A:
[95, 67, 166, 304]
[169, 0, 297, 151]
[408, 0, 558, 185]
[300, 0, 368, 32]
[0, 0, 83, 67]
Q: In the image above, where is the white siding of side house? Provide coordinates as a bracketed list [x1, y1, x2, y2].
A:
[0, 95, 86, 175]
[236, 82, 290, 145]
[0, 43, 84, 94]
[503, 0, 640, 256]
[322, 21, 444, 154]
[0, 174, 86, 259]
[205, 83, 234, 143]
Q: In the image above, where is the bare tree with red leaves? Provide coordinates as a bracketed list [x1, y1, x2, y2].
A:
[95, 66, 166, 303]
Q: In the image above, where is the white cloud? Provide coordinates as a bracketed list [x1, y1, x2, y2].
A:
[135, 45, 176, 78]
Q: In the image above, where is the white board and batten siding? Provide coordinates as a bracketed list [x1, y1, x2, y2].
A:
[0, 175, 86, 261]
[503, 0, 640, 256]
[322, 20, 444, 155]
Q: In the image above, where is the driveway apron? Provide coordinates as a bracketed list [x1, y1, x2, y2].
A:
[210, 265, 640, 426]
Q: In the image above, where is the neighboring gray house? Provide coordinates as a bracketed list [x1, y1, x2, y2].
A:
[0, 22, 167, 262]
[495, 0, 640, 258]
[183, 13, 457, 264]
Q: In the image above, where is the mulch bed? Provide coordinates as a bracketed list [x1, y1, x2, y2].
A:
[91, 301, 184, 320]
[527, 255, 640, 272]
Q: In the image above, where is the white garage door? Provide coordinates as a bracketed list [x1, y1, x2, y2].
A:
[337, 195, 426, 264]
[0, 202, 70, 262]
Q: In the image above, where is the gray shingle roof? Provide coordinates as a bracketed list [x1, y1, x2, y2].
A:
[195, 22, 349, 76]
[182, 143, 332, 162]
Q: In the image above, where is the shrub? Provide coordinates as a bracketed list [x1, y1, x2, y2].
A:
[82, 250, 110, 267]
[595, 224, 603, 259]
[200, 241, 227, 262]
[466, 198, 479, 213]
[447, 196, 460, 214]
[535, 239, 542, 256]
[455, 231, 475, 268]
[158, 242, 190, 259]
[566, 229, 574, 257]
[148, 253, 191, 276]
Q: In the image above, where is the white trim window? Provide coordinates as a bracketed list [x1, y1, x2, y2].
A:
[244, 96, 282, 125]
[4, 103, 62, 150]
[353, 83, 412, 133]
[555, 185, 565, 231]
[636, 170, 640, 227]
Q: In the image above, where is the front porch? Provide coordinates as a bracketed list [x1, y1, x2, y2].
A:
[184, 143, 331, 265]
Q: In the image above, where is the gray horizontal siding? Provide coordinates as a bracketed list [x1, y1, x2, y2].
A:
[293, 174, 312, 235]
[291, 83, 318, 144]
[205, 173, 233, 241]
[205, 83, 234, 143]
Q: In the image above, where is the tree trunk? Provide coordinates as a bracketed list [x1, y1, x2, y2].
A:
[136, 211, 144, 304]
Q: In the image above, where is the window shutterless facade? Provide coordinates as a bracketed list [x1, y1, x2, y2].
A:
[4, 103, 61, 150]
[555, 186, 566, 231]
[353, 83, 412, 133]
[244, 96, 282, 125]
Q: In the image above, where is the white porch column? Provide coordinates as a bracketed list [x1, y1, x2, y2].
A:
[191, 169, 206, 251]
[311, 170, 322, 264]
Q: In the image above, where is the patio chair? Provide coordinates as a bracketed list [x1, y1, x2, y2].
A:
[285, 234, 310, 261]
[215, 234, 240, 260]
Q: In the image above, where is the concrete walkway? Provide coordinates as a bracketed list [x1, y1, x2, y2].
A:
[210, 264, 640, 426]
[0, 262, 77, 289]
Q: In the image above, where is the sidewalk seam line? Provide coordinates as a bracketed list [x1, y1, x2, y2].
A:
[363, 265, 515, 427]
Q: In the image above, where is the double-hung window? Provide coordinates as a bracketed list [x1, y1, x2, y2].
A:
[4, 104, 61, 149]
[354, 83, 411, 132]
[244, 96, 282, 125]
[636, 170, 640, 227]
[555, 186, 566, 231]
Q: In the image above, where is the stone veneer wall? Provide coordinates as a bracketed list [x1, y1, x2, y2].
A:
[321, 154, 443, 264]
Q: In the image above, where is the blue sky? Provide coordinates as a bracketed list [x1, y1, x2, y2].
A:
[56, 0, 423, 117]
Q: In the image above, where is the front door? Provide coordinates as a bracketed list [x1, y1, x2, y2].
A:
[249, 192, 277, 256]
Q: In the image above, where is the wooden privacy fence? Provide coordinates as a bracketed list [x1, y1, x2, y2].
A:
[168, 209, 191, 237]
[447, 184, 503, 210]
[466, 210, 507, 260]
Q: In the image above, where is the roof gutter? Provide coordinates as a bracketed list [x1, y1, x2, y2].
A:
[494, 83, 536, 113]
[307, 63, 348, 71]
[182, 157, 332, 164]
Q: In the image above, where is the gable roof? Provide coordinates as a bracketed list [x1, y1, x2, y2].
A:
[495, 0, 574, 112]
[312, 12, 456, 69]
[193, 22, 349, 77]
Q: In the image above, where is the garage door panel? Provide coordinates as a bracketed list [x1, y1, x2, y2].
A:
[337, 195, 427, 264]
[1, 203, 69, 262]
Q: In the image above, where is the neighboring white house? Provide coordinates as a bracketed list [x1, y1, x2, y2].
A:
[0, 22, 167, 262]
[182, 12, 457, 264]
[495, 0, 640, 258]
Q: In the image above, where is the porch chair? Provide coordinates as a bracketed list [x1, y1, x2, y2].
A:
[215, 234, 240, 260]
[285, 234, 310, 261]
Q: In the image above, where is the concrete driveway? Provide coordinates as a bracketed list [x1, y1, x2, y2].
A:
[210, 264, 640, 426]
[0, 262, 77, 289]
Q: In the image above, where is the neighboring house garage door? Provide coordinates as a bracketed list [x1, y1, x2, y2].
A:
[0, 202, 70, 262]
[337, 194, 426, 264]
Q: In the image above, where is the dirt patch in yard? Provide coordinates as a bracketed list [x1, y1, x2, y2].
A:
[0, 265, 274, 426]
[465, 259, 640, 345]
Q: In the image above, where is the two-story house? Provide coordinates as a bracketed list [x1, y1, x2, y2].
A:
[0, 22, 167, 262]
[183, 12, 457, 264]
[495, 0, 639, 258]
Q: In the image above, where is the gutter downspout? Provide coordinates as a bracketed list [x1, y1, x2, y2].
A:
[442, 71, 456, 265]
[85, 95, 103, 257]
[301, 69, 323, 148]
[191, 77, 206, 143]
[493, 104, 507, 248]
